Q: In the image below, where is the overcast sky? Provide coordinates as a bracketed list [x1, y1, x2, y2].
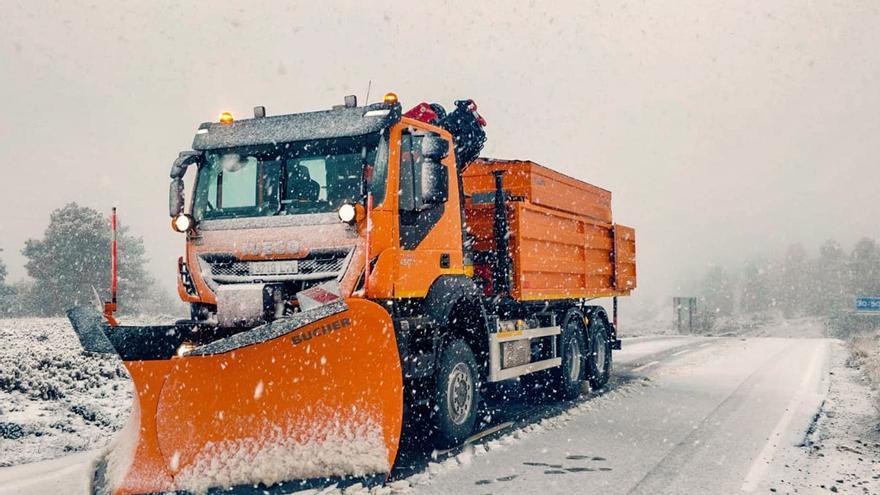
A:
[2, 1, 878, 314]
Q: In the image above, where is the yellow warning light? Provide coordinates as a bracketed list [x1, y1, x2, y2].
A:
[383, 92, 398, 105]
[219, 112, 234, 124]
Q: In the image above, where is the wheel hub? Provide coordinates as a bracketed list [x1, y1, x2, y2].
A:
[447, 363, 474, 425]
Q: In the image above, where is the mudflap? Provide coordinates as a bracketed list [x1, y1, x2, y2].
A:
[68, 298, 404, 495]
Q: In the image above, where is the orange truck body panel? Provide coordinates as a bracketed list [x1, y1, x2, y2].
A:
[462, 159, 637, 301]
[379, 120, 468, 299]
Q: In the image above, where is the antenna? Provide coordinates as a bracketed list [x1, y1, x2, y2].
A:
[364, 80, 372, 105]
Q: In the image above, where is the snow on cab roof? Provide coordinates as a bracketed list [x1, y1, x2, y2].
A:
[192, 102, 401, 151]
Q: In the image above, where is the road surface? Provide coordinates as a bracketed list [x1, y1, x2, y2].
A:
[414, 335, 831, 494]
[0, 335, 834, 495]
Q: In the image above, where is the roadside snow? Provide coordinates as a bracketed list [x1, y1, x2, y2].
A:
[0, 450, 99, 495]
[0, 318, 132, 467]
[767, 340, 880, 494]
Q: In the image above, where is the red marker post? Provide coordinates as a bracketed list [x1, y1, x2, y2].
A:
[103, 207, 119, 326]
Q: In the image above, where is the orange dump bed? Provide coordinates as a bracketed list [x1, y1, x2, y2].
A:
[462, 158, 636, 301]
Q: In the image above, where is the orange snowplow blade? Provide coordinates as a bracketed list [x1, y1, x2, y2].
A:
[70, 298, 403, 494]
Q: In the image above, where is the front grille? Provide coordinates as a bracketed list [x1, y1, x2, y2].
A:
[201, 250, 351, 285]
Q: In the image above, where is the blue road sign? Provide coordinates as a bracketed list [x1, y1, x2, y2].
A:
[856, 297, 880, 312]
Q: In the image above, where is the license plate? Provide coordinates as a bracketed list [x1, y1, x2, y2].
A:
[250, 260, 299, 276]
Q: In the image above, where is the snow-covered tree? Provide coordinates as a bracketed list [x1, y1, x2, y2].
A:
[695, 265, 735, 330]
[848, 238, 880, 300]
[777, 244, 811, 317]
[0, 258, 14, 316]
[811, 239, 849, 315]
[741, 257, 776, 313]
[21, 203, 154, 315]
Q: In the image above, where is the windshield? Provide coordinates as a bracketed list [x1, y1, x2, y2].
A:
[193, 134, 386, 220]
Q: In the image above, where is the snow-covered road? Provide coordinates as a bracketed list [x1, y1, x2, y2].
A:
[414, 336, 835, 494]
[2, 334, 874, 495]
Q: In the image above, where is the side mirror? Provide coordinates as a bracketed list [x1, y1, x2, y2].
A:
[419, 160, 449, 207]
[421, 135, 449, 161]
[170, 150, 203, 179]
[169, 178, 185, 217]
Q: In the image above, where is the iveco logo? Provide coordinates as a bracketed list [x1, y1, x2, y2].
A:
[235, 240, 304, 258]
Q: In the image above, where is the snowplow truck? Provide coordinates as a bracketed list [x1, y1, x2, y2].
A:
[67, 93, 636, 495]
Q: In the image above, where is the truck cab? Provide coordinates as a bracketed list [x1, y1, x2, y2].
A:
[170, 95, 467, 327]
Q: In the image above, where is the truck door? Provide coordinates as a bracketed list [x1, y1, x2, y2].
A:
[394, 128, 464, 297]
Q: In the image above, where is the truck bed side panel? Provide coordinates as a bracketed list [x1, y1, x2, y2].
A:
[462, 159, 636, 301]
[462, 159, 612, 223]
[510, 202, 635, 300]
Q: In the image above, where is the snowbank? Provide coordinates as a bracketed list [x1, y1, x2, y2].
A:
[848, 330, 880, 412]
[0, 318, 132, 467]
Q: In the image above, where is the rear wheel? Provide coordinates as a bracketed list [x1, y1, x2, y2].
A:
[587, 314, 613, 390]
[550, 311, 587, 400]
[523, 310, 586, 401]
[433, 339, 481, 448]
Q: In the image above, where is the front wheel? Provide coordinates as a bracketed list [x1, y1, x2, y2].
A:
[587, 314, 613, 390]
[433, 339, 481, 448]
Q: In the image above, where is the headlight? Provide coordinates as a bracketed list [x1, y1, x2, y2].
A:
[176, 341, 197, 357]
[338, 204, 356, 223]
[172, 214, 193, 233]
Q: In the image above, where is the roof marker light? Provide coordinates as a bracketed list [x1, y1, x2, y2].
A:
[363, 109, 391, 118]
[383, 92, 398, 105]
[219, 112, 234, 124]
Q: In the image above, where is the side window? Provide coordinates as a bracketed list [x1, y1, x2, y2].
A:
[397, 130, 450, 250]
[399, 131, 424, 211]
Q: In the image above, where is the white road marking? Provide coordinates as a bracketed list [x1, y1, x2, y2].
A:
[698, 343, 712, 348]
[671, 349, 690, 357]
[632, 360, 660, 372]
[740, 343, 826, 492]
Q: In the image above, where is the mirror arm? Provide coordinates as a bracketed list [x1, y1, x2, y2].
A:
[170, 150, 203, 179]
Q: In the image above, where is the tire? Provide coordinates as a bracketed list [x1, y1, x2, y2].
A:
[587, 313, 613, 390]
[433, 339, 481, 448]
[522, 310, 587, 401]
[551, 310, 588, 400]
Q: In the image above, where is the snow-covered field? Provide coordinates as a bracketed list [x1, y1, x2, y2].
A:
[0, 318, 132, 467]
